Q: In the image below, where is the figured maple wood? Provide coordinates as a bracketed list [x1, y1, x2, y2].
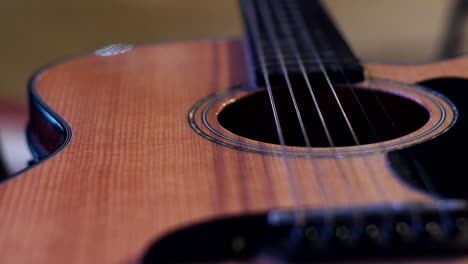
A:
[0, 40, 468, 264]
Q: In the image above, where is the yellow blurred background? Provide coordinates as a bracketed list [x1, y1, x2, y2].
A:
[0, 0, 467, 103]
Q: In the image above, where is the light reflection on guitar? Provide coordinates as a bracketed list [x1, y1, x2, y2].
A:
[0, 102, 31, 177]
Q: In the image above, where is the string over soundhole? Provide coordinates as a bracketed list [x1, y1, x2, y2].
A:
[189, 78, 455, 157]
[218, 82, 429, 148]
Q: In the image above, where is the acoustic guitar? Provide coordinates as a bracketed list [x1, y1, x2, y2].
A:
[2, 0, 468, 263]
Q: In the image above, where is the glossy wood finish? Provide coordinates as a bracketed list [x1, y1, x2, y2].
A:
[1, 40, 468, 263]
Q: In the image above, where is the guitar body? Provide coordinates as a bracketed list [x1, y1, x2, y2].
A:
[2, 39, 468, 263]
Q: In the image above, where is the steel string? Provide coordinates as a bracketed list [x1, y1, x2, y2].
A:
[280, 0, 392, 197]
[242, 0, 307, 225]
[270, 0, 363, 207]
[286, 0, 449, 237]
[255, 0, 337, 225]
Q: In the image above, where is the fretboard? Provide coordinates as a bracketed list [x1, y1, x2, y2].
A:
[240, 0, 365, 85]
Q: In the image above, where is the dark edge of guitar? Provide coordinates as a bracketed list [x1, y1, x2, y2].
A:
[0, 64, 73, 184]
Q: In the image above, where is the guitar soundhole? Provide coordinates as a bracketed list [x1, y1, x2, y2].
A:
[218, 84, 430, 147]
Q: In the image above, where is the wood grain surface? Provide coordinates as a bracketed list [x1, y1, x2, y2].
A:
[0, 40, 468, 264]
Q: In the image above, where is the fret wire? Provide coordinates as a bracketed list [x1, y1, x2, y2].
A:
[260, 45, 360, 73]
[263, 61, 360, 67]
[262, 53, 359, 62]
[264, 61, 360, 67]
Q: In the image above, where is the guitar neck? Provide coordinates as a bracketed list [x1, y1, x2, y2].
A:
[240, 0, 365, 85]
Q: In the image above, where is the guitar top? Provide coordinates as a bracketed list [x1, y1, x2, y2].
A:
[2, 0, 468, 263]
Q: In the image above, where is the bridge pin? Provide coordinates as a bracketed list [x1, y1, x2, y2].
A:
[396, 222, 415, 241]
[336, 226, 352, 244]
[456, 217, 468, 244]
[366, 224, 383, 244]
[425, 221, 446, 241]
[304, 226, 321, 247]
[231, 236, 247, 254]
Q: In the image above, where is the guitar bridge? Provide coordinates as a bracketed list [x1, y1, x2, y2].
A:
[143, 201, 468, 263]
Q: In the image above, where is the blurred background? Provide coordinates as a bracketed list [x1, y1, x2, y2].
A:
[0, 0, 467, 176]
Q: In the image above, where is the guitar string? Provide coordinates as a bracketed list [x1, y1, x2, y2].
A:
[281, 0, 392, 198]
[282, 0, 436, 236]
[288, 0, 449, 234]
[255, 1, 311, 148]
[242, 0, 306, 224]
[335, 72, 381, 141]
[268, 0, 376, 232]
[278, 0, 441, 243]
[251, 0, 451, 242]
[273, 0, 364, 204]
[283, 0, 381, 143]
[370, 90, 437, 192]
[363, 83, 451, 233]
[281, 0, 401, 231]
[275, 0, 426, 238]
[256, 0, 333, 223]
[261, 0, 334, 146]
[280, 1, 361, 146]
[292, 0, 437, 201]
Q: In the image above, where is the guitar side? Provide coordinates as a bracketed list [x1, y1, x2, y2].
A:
[1, 40, 468, 264]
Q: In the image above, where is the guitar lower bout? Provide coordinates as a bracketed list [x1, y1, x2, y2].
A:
[1, 39, 468, 263]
